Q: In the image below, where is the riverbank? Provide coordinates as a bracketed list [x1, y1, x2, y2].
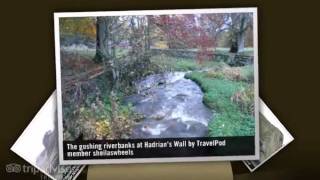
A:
[185, 70, 255, 137]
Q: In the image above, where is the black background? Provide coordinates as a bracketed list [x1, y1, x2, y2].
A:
[1, 0, 320, 179]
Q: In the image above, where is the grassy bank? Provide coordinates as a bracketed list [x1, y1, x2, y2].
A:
[185, 70, 255, 137]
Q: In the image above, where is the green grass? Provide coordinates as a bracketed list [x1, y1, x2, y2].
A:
[240, 65, 254, 83]
[150, 54, 227, 72]
[150, 55, 197, 71]
[185, 71, 255, 137]
[215, 47, 254, 56]
[173, 59, 199, 71]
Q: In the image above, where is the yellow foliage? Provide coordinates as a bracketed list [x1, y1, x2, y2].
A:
[95, 120, 111, 140]
[205, 70, 224, 79]
[153, 41, 168, 49]
[231, 86, 254, 116]
[222, 67, 242, 81]
[60, 17, 96, 39]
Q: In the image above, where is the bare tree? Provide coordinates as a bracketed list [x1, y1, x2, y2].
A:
[228, 13, 253, 53]
[200, 14, 230, 50]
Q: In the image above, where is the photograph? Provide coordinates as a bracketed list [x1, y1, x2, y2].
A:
[243, 99, 294, 172]
[10, 92, 85, 180]
[55, 8, 259, 164]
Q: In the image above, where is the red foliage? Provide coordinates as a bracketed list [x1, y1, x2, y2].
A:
[151, 14, 215, 63]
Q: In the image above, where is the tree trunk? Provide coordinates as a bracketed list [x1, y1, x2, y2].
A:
[93, 17, 120, 90]
[230, 32, 245, 53]
[237, 15, 246, 52]
[229, 14, 248, 53]
[94, 17, 110, 63]
[237, 31, 245, 52]
[230, 38, 238, 53]
[145, 16, 151, 51]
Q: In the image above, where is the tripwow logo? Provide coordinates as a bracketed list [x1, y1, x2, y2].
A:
[5, 163, 53, 179]
[5, 163, 40, 175]
[6, 163, 21, 173]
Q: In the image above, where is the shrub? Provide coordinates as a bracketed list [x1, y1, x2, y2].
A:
[239, 65, 254, 83]
[230, 86, 254, 116]
[66, 96, 143, 140]
[203, 64, 254, 83]
[222, 67, 242, 81]
[205, 71, 224, 79]
[96, 120, 112, 139]
[108, 102, 144, 139]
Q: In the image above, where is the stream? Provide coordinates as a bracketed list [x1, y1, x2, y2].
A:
[125, 72, 213, 139]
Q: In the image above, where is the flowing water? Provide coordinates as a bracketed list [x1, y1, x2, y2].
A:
[125, 72, 213, 139]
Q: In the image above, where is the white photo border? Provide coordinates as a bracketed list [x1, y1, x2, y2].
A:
[243, 99, 294, 172]
[10, 91, 86, 179]
[54, 7, 259, 165]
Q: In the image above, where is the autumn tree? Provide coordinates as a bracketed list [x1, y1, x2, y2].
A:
[152, 14, 214, 63]
[94, 17, 117, 63]
[199, 14, 229, 49]
[93, 16, 123, 137]
[152, 15, 198, 49]
[129, 16, 151, 55]
[59, 17, 96, 47]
